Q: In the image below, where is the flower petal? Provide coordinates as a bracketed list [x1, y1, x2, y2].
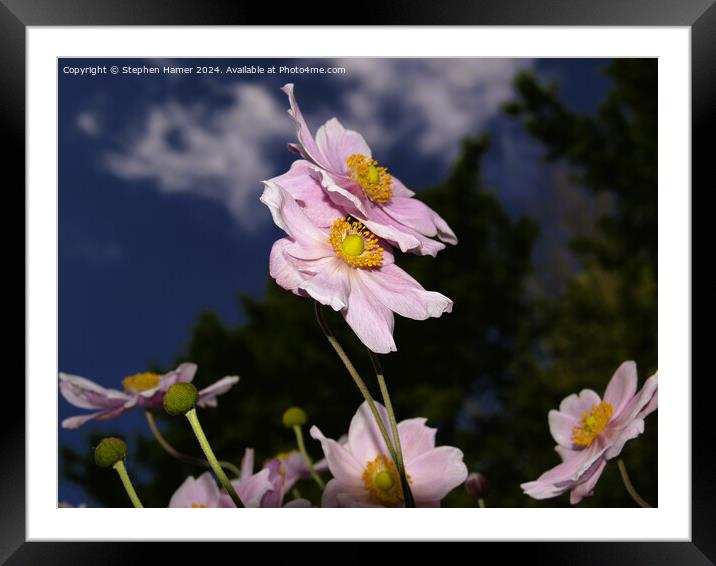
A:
[169, 472, 221, 508]
[298, 258, 351, 311]
[347, 401, 393, 465]
[407, 446, 468, 503]
[356, 264, 453, 321]
[548, 410, 578, 448]
[569, 458, 608, 504]
[605, 418, 645, 460]
[380, 193, 457, 245]
[396, 417, 436, 464]
[343, 275, 396, 354]
[558, 389, 602, 419]
[321, 479, 374, 508]
[603, 361, 638, 419]
[612, 373, 658, 429]
[61, 404, 133, 429]
[315, 117, 372, 175]
[260, 181, 328, 245]
[268, 160, 345, 228]
[281, 83, 328, 168]
[197, 376, 239, 408]
[310, 425, 365, 483]
[59, 373, 131, 410]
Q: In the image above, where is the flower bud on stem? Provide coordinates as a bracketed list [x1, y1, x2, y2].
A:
[94, 437, 143, 508]
[164, 383, 245, 508]
[283, 407, 324, 489]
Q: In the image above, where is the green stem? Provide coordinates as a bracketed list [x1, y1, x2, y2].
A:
[185, 408, 244, 508]
[313, 302, 399, 468]
[478, 497, 486, 508]
[112, 460, 143, 508]
[293, 425, 325, 490]
[369, 351, 416, 508]
[145, 410, 241, 478]
[617, 458, 652, 508]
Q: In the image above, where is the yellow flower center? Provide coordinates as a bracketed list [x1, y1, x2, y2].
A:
[190, 503, 207, 508]
[572, 401, 613, 447]
[362, 454, 409, 506]
[346, 154, 393, 203]
[329, 217, 384, 269]
[121, 372, 161, 393]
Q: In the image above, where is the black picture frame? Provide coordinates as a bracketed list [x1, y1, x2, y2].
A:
[6, 0, 711, 563]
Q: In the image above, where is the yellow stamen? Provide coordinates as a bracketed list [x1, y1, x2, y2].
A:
[346, 154, 393, 203]
[122, 372, 161, 393]
[572, 402, 613, 447]
[362, 454, 410, 506]
[190, 503, 208, 508]
[329, 217, 384, 269]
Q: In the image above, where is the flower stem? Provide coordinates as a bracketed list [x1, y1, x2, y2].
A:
[369, 351, 416, 508]
[112, 460, 143, 508]
[478, 498, 486, 508]
[145, 410, 241, 478]
[313, 302, 400, 465]
[617, 458, 652, 508]
[185, 408, 244, 508]
[293, 425, 325, 490]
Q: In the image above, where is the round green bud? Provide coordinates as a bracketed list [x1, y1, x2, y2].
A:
[163, 382, 199, 416]
[282, 406, 308, 428]
[94, 437, 128, 468]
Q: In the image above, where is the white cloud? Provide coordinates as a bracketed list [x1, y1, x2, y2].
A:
[103, 83, 292, 229]
[76, 111, 101, 137]
[332, 58, 533, 161]
[92, 59, 532, 227]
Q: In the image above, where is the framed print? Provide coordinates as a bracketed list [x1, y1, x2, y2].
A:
[6, 0, 712, 563]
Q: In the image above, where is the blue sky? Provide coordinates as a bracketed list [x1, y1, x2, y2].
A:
[58, 57, 610, 505]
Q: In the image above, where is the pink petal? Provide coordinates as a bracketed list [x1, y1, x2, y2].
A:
[361, 214, 440, 256]
[169, 472, 221, 508]
[61, 404, 133, 429]
[310, 166, 367, 217]
[315, 117, 372, 175]
[284, 498, 312, 508]
[548, 410, 578, 448]
[269, 238, 310, 295]
[310, 425, 364, 483]
[356, 264, 453, 321]
[240, 448, 255, 480]
[260, 181, 328, 245]
[558, 389, 602, 419]
[321, 479, 373, 508]
[380, 193, 457, 245]
[298, 258, 351, 311]
[197, 376, 239, 408]
[521, 443, 607, 500]
[268, 160, 345, 228]
[605, 418, 645, 460]
[343, 275, 396, 354]
[391, 177, 415, 198]
[407, 446, 468, 503]
[569, 458, 608, 504]
[603, 361, 638, 419]
[281, 83, 328, 168]
[347, 400, 393, 465]
[611, 373, 658, 429]
[59, 373, 131, 410]
[235, 469, 274, 508]
[396, 417, 436, 464]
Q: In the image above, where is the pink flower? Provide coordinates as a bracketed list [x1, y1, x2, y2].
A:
[229, 449, 314, 508]
[59, 363, 239, 429]
[169, 472, 224, 508]
[260, 181, 452, 353]
[521, 361, 658, 504]
[310, 401, 468, 507]
[270, 83, 457, 257]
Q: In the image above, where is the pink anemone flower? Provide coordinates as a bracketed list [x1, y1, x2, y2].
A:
[521, 361, 658, 504]
[227, 449, 315, 508]
[59, 362, 239, 429]
[310, 401, 468, 507]
[260, 181, 452, 353]
[270, 83, 457, 257]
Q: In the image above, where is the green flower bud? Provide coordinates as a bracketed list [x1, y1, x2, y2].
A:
[94, 437, 128, 468]
[163, 382, 199, 416]
[282, 406, 308, 428]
